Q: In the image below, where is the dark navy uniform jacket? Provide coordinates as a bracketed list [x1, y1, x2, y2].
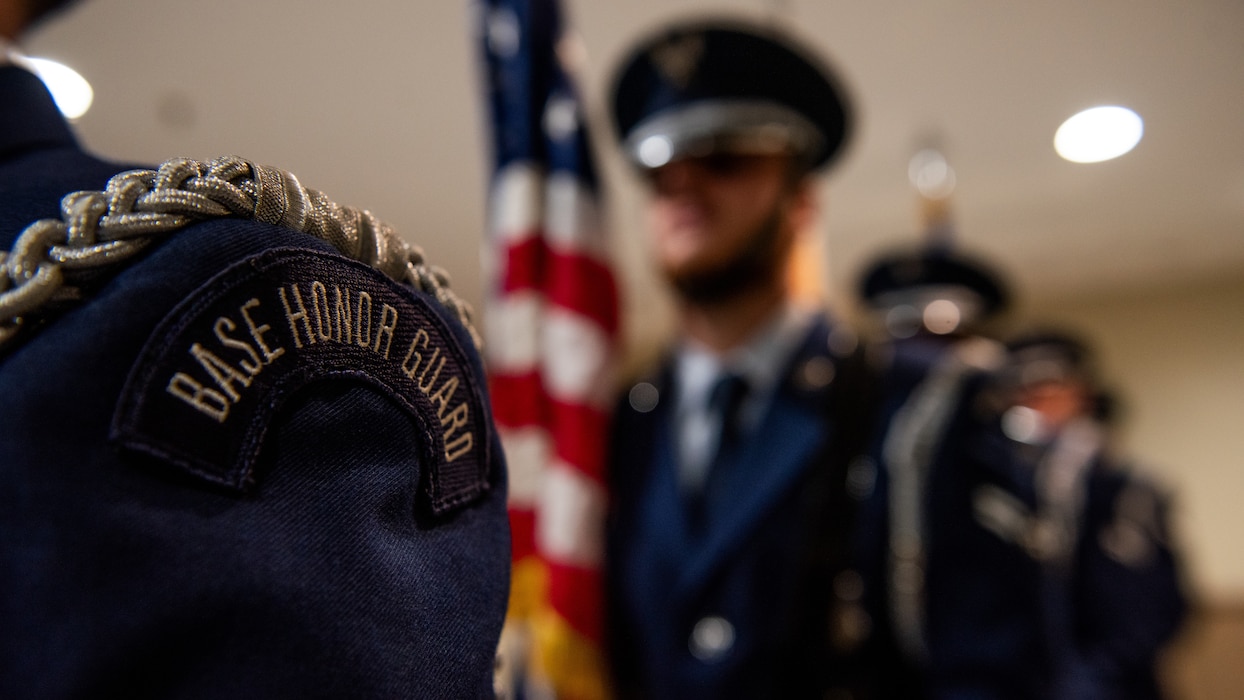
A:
[1, 65, 510, 698]
[851, 335, 1049, 699]
[606, 316, 876, 699]
[1041, 448, 1187, 700]
[924, 400, 1051, 699]
[926, 410, 1186, 700]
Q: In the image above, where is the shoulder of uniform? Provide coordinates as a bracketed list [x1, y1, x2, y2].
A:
[951, 335, 1006, 371]
[1, 155, 478, 354]
[1097, 456, 1176, 499]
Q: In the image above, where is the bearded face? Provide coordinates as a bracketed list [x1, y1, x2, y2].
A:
[662, 198, 789, 304]
[644, 152, 808, 306]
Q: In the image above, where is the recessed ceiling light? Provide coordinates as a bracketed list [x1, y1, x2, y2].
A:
[1054, 105, 1143, 163]
[24, 57, 94, 121]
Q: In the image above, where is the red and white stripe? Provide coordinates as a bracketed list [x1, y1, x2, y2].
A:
[486, 161, 618, 644]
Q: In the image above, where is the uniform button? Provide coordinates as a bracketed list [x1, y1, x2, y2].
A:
[845, 456, 876, 500]
[797, 356, 836, 391]
[689, 615, 734, 661]
[833, 569, 865, 602]
[827, 326, 859, 357]
[831, 602, 873, 652]
[628, 382, 659, 413]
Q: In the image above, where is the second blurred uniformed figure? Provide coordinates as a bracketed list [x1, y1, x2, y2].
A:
[603, 18, 879, 698]
[851, 243, 1017, 698]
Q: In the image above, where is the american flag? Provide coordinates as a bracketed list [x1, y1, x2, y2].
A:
[478, 0, 618, 697]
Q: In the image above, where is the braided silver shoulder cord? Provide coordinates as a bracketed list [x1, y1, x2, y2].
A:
[0, 155, 480, 353]
[881, 336, 1003, 662]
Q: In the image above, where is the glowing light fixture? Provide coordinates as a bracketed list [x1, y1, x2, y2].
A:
[25, 57, 93, 120]
[1054, 105, 1143, 163]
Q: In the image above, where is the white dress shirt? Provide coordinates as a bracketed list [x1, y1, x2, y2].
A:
[672, 304, 815, 493]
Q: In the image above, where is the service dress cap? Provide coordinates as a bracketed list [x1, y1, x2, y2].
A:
[609, 19, 853, 172]
[859, 245, 1010, 319]
[1003, 330, 1095, 386]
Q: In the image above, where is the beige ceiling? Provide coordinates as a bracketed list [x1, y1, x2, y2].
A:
[24, 0, 1244, 322]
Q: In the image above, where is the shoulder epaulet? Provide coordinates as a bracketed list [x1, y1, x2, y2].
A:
[0, 156, 479, 353]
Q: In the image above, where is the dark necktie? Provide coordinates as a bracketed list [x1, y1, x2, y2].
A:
[688, 372, 749, 530]
[707, 372, 750, 465]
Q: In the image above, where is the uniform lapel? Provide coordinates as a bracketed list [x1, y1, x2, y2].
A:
[673, 321, 836, 597]
[612, 366, 700, 611]
[638, 409, 699, 563]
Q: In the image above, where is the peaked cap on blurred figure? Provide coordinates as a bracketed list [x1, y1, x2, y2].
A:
[1004, 330, 1094, 386]
[859, 244, 1010, 331]
[861, 245, 1010, 315]
[1001, 328, 1120, 422]
[609, 19, 854, 172]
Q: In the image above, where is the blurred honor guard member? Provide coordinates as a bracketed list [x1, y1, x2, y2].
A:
[998, 331, 1186, 700]
[852, 244, 1024, 697]
[604, 19, 874, 698]
[1, 2, 508, 697]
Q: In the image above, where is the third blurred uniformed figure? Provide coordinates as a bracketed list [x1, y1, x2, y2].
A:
[603, 18, 879, 698]
[996, 330, 1187, 700]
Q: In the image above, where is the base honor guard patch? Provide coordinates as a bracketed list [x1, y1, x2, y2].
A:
[111, 248, 491, 517]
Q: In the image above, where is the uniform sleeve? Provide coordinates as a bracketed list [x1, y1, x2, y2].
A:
[1066, 469, 1188, 699]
